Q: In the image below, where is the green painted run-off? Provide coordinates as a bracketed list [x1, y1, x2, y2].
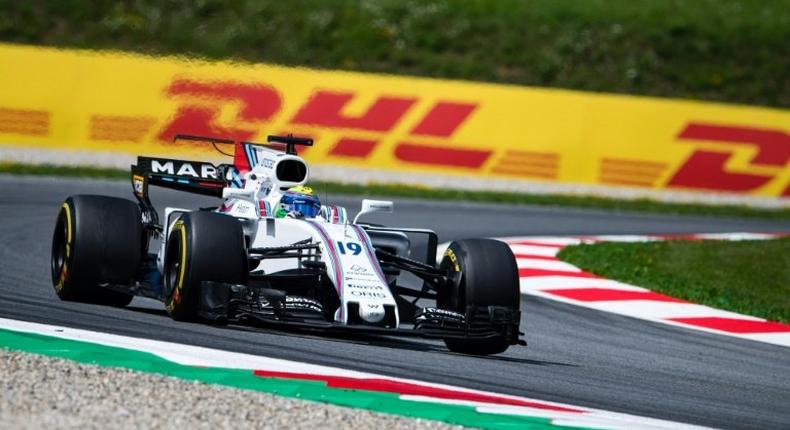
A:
[0, 328, 589, 429]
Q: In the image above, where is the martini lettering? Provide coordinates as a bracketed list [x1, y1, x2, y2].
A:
[150, 159, 219, 179]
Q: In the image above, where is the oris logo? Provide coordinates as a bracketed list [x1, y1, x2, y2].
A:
[350, 290, 387, 298]
[347, 283, 384, 291]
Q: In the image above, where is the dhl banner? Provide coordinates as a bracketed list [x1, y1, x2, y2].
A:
[1, 43, 789, 198]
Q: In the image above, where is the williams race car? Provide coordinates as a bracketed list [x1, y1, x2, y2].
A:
[51, 134, 523, 355]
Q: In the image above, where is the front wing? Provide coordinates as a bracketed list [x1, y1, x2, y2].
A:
[197, 281, 524, 345]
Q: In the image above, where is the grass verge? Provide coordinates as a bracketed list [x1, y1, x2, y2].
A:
[2, 162, 789, 220]
[558, 238, 790, 324]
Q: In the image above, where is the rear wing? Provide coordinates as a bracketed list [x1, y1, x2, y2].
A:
[173, 133, 312, 155]
[130, 133, 313, 225]
[130, 156, 231, 228]
[131, 156, 229, 198]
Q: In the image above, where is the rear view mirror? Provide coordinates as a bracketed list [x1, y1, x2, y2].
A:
[353, 199, 394, 224]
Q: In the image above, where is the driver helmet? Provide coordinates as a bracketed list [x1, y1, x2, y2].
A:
[276, 185, 321, 219]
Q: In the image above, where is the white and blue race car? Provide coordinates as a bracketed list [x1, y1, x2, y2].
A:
[51, 134, 522, 355]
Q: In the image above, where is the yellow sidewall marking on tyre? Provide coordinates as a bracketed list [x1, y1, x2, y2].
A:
[167, 222, 187, 312]
[62, 203, 72, 256]
[444, 248, 461, 272]
[177, 224, 187, 293]
[55, 203, 73, 292]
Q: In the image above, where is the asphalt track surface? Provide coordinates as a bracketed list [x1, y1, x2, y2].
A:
[2, 174, 789, 429]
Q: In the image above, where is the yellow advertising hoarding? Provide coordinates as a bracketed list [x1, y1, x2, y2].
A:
[1, 43, 788, 197]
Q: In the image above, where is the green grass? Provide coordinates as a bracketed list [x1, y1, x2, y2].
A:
[2, 162, 789, 220]
[0, 0, 788, 107]
[558, 239, 790, 323]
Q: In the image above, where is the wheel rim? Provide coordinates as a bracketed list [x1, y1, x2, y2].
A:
[51, 216, 68, 284]
[165, 233, 182, 301]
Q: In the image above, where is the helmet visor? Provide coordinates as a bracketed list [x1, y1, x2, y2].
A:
[290, 200, 320, 218]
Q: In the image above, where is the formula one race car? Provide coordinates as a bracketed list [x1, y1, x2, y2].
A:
[50, 134, 523, 355]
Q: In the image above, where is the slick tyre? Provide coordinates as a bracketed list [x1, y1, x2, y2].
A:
[164, 212, 246, 321]
[51, 195, 141, 307]
[438, 239, 520, 355]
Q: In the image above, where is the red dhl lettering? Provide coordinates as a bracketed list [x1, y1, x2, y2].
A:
[154, 78, 484, 170]
[410, 101, 477, 137]
[677, 123, 790, 166]
[668, 122, 790, 193]
[158, 79, 282, 143]
[330, 137, 379, 158]
[81, 79, 790, 196]
[670, 150, 773, 191]
[290, 90, 416, 132]
[394, 142, 491, 168]
[167, 79, 282, 123]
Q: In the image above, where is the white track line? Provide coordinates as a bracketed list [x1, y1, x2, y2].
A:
[0, 317, 710, 430]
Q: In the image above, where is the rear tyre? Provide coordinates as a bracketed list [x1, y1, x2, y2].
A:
[438, 239, 520, 355]
[164, 212, 247, 321]
[51, 195, 141, 307]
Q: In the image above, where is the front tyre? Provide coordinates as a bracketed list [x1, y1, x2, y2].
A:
[164, 212, 247, 321]
[438, 239, 520, 355]
[51, 195, 141, 307]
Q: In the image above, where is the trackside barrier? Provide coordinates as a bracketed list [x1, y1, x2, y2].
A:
[0, 43, 788, 198]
